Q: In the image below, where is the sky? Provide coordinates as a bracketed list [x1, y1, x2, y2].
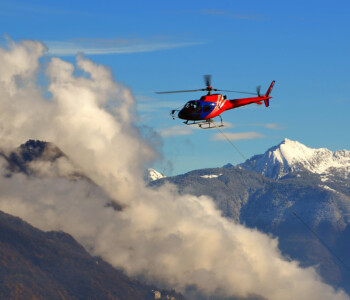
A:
[1, 2, 350, 299]
[1, 0, 350, 175]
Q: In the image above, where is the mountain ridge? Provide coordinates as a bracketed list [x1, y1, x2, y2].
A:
[238, 138, 350, 180]
[150, 138, 350, 293]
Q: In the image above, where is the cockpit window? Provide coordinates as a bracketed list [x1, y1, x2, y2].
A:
[184, 101, 202, 113]
[183, 101, 215, 114]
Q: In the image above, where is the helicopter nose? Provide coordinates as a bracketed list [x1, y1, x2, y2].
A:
[178, 109, 186, 120]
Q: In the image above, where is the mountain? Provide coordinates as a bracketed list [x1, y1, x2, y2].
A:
[239, 138, 350, 180]
[2, 138, 350, 297]
[144, 168, 166, 183]
[0, 139, 86, 180]
[0, 140, 185, 300]
[0, 210, 163, 300]
[151, 139, 350, 293]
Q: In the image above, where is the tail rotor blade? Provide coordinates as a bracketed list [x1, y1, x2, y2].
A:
[256, 85, 261, 97]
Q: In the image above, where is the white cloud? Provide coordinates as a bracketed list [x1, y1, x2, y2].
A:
[219, 121, 235, 129]
[251, 123, 284, 130]
[212, 131, 265, 141]
[0, 38, 348, 300]
[159, 125, 194, 137]
[44, 40, 204, 56]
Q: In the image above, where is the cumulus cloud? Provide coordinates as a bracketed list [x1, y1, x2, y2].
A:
[0, 38, 348, 300]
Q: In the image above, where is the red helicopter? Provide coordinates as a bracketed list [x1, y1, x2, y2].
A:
[156, 75, 275, 129]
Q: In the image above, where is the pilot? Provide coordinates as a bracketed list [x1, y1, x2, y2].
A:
[187, 102, 195, 114]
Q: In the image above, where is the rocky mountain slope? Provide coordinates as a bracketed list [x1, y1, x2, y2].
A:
[151, 139, 350, 293]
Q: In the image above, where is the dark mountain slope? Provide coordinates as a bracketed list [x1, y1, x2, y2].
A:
[0, 210, 176, 300]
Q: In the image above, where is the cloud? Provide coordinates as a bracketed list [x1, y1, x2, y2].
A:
[263, 123, 282, 129]
[0, 38, 348, 300]
[44, 39, 205, 56]
[201, 9, 266, 21]
[212, 131, 265, 141]
[136, 99, 181, 113]
[159, 121, 235, 137]
[159, 125, 194, 137]
[0, 1, 94, 17]
[252, 123, 285, 130]
[219, 121, 235, 129]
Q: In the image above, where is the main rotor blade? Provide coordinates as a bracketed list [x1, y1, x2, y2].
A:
[156, 89, 206, 94]
[204, 74, 212, 87]
[216, 89, 257, 95]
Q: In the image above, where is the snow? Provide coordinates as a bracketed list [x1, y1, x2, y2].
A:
[200, 174, 222, 179]
[319, 185, 338, 193]
[147, 168, 166, 181]
[320, 175, 329, 182]
[240, 138, 350, 180]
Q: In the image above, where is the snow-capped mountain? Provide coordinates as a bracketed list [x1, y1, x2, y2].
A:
[239, 138, 350, 180]
[144, 168, 166, 182]
[151, 139, 350, 292]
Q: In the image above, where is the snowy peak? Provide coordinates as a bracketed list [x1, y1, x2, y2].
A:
[273, 138, 318, 164]
[145, 168, 166, 182]
[239, 138, 350, 179]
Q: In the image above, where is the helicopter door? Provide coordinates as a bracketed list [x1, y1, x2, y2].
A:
[193, 102, 202, 119]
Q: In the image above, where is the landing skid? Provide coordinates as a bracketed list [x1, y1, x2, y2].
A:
[184, 116, 224, 129]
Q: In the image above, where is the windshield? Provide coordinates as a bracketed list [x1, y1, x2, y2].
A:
[184, 101, 202, 113]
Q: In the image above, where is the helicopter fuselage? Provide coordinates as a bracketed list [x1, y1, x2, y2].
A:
[177, 94, 272, 121]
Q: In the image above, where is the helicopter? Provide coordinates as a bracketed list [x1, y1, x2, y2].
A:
[156, 75, 275, 129]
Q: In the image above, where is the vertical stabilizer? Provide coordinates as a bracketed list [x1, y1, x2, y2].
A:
[265, 80, 275, 97]
[264, 80, 275, 107]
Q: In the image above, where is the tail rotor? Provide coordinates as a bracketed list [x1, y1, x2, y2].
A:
[256, 85, 261, 97]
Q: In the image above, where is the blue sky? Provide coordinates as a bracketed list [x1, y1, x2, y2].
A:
[1, 0, 349, 175]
